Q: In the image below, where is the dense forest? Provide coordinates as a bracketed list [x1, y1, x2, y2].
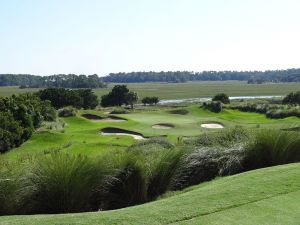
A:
[103, 69, 300, 83]
[1, 69, 300, 86]
[0, 74, 106, 88]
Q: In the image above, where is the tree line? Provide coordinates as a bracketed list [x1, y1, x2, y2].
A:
[103, 69, 300, 83]
[0, 74, 106, 88]
[0, 94, 56, 153]
[1, 69, 299, 87]
[37, 88, 98, 109]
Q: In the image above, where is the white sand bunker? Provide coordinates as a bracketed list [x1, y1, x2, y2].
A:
[201, 123, 224, 129]
[100, 128, 146, 140]
[152, 123, 175, 129]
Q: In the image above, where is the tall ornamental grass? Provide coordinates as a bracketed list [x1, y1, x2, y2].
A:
[243, 129, 300, 170]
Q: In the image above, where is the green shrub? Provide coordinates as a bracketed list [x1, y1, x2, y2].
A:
[110, 107, 128, 114]
[212, 93, 230, 104]
[202, 101, 222, 113]
[58, 107, 76, 117]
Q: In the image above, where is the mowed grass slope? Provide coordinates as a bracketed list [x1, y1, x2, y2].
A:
[1, 163, 300, 225]
[1, 81, 299, 99]
[3, 105, 299, 160]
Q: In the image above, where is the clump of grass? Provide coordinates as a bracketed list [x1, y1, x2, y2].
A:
[185, 126, 249, 148]
[0, 160, 21, 215]
[243, 129, 300, 170]
[19, 153, 105, 214]
[58, 107, 77, 117]
[147, 149, 185, 200]
[128, 137, 174, 153]
[98, 152, 147, 210]
[172, 147, 222, 190]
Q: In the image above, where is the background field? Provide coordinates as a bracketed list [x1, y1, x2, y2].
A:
[1, 81, 299, 99]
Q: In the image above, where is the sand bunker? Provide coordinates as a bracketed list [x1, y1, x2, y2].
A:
[100, 127, 146, 140]
[152, 123, 175, 129]
[201, 123, 224, 129]
[81, 114, 126, 122]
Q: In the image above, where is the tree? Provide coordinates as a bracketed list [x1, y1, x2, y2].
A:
[126, 91, 138, 109]
[100, 85, 130, 107]
[142, 97, 150, 106]
[151, 97, 159, 105]
[0, 112, 23, 153]
[141, 97, 159, 106]
[77, 89, 98, 109]
[212, 93, 230, 104]
[283, 91, 300, 104]
[37, 88, 98, 109]
[0, 93, 57, 153]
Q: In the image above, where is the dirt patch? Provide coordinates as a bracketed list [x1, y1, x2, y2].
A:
[100, 127, 146, 140]
[201, 123, 224, 129]
[152, 123, 175, 129]
[82, 114, 126, 122]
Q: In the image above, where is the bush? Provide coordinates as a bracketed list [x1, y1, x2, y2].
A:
[202, 101, 222, 113]
[58, 107, 76, 117]
[110, 108, 128, 114]
[142, 97, 159, 105]
[230, 102, 300, 119]
[212, 93, 230, 104]
[283, 91, 300, 104]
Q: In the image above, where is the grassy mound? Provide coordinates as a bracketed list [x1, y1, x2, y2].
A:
[1, 163, 300, 225]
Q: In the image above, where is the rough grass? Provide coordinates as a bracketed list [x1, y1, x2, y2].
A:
[1, 163, 300, 225]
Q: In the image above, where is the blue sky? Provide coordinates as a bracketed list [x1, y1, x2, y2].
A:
[1, 0, 300, 76]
